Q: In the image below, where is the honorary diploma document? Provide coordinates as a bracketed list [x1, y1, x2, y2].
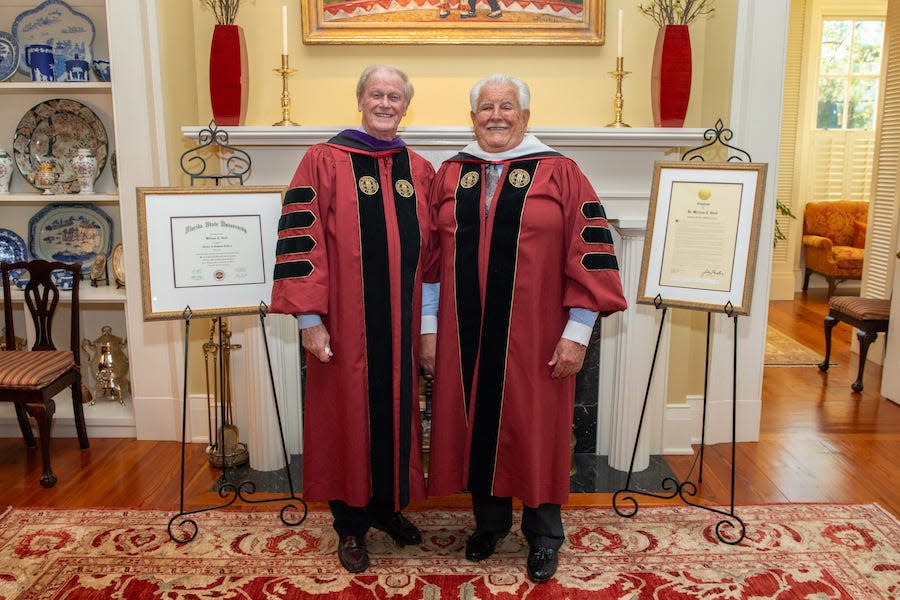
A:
[658, 181, 743, 292]
[170, 215, 265, 288]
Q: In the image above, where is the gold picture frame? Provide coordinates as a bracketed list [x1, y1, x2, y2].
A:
[136, 186, 285, 321]
[301, 0, 605, 45]
[636, 161, 768, 315]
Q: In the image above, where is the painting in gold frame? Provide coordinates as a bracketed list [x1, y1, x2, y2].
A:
[301, 0, 605, 45]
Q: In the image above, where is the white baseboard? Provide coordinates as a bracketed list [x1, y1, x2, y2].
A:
[662, 394, 761, 455]
[0, 398, 136, 439]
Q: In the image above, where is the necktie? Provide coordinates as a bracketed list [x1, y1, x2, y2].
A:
[484, 164, 501, 216]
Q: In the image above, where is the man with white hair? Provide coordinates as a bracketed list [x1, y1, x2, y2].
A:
[271, 65, 434, 574]
[423, 74, 626, 583]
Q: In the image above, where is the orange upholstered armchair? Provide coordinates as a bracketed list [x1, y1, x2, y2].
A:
[801, 200, 868, 298]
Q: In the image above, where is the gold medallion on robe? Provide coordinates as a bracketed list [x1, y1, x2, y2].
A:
[358, 175, 379, 196]
[394, 179, 414, 198]
[508, 169, 531, 188]
[460, 171, 480, 189]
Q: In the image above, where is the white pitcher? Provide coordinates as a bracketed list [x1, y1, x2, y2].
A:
[72, 147, 97, 194]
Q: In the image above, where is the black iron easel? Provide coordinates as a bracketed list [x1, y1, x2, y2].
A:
[167, 127, 307, 543]
[612, 120, 755, 545]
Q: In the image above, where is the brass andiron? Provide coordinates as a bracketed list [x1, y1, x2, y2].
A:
[606, 56, 631, 128]
[273, 54, 298, 126]
[205, 317, 249, 468]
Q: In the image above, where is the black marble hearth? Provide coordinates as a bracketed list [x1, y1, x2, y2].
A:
[210, 452, 676, 495]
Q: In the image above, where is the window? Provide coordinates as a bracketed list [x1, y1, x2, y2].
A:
[816, 19, 885, 129]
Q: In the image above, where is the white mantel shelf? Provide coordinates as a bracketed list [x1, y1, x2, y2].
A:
[181, 125, 707, 149]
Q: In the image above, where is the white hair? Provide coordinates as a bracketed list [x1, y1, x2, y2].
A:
[469, 74, 531, 111]
[356, 65, 414, 104]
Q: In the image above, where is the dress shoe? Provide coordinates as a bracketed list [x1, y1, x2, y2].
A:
[337, 535, 369, 573]
[460, 9, 477, 18]
[438, 8, 450, 17]
[465, 530, 507, 561]
[526, 546, 559, 583]
[372, 512, 423, 546]
[487, 9, 502, 17]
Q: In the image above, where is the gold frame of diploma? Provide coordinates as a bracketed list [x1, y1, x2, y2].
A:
[300, 0, 605, 46]
[636, 161, 768, 316]
[136, 187, 286, 321]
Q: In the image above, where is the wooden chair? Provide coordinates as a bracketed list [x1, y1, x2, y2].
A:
[818, 296, 891, 393]
[1, 259, 89, 487]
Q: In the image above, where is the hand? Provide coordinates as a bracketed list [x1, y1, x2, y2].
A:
[301, 324, 333, 363]
[548, 338, 587, 379]
[420, 333, 436, 376]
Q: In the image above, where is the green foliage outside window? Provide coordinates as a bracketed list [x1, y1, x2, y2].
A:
[816, 19, 884, 130]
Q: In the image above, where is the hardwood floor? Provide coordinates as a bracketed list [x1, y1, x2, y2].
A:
[1, 289, 898, 516]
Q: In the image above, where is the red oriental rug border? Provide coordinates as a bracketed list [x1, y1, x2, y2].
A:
[0, 503, 897, 598]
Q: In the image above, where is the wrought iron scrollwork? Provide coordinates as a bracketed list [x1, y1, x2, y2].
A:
[681, 118, 752, 163]
[179, 121, 251, 186]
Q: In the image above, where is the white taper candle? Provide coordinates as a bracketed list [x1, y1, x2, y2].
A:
[282, 5, 288, 56]
[617, 8, 624, 57]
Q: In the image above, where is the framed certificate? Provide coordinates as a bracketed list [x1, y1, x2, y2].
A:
[136, 187, 285, 321]
[637, 162, 768, 315]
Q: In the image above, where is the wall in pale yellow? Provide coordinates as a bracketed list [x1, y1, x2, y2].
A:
[173, 0, 734, 130]
[158, 0, 738, 399]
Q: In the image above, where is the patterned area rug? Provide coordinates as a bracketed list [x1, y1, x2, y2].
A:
[0, 504, 897, 599]
[765, 325, 831, 367]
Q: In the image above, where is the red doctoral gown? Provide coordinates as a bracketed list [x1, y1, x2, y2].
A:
[426, 148, 627, 507]
[270, 131, 434, 510]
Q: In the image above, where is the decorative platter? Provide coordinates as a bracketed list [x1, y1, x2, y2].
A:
[12, 99, 108, 194]
[12, 0, 95, 81]
[0, 31, 19, 82]
[111, 242, 124, 286]
[28, 203, 112, 267]
[0, 228, 28, 286]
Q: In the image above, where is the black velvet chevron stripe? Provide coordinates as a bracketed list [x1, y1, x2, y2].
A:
[278, 211, 315, 231]
[273, 260, 313, 279]
[284, 186, 316, 205]
[581, 252, 619, 271]
[391, 149, 420, 507]
[351, 152, 395, 507]
[468, 159, 538, 495]
[454, 163, 483, 413]
[581, 226, 614, 245]
[581, 202, 607, 220]
[276, 235, 315, 255]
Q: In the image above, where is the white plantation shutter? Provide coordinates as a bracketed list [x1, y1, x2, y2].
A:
[863, 1, 900, 299]
[809, 131, 875, 200]
[774, 0, 807, 264]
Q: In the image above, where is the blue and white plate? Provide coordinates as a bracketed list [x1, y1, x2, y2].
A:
[0, 228, 28, 287]
[0, 31, 19, 82]
[12, 0, 95, 81]
[28, 203, 112, 267]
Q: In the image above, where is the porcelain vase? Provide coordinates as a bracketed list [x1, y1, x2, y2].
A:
[0, 149, 12, 193]
[651, 24, 692, 127]
[72, 148, 97, 194]
[209, 24, 249, 126]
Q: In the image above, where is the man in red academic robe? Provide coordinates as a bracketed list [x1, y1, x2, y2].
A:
[270, 65, 434, 573]
[422, 74, 627, 584]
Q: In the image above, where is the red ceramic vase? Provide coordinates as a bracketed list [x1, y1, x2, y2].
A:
[209, 24, 248, 126]
[651, 24, 692, 127]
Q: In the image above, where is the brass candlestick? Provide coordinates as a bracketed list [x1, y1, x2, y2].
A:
[606, 56, 631, 128]
[273, 54, 298, 126]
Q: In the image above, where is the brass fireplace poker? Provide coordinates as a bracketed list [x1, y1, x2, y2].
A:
[205, 317, 249, 467]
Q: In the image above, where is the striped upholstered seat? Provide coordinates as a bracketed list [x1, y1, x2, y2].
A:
[819, 296, 891, 392]
[0, 350, 75, 389]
